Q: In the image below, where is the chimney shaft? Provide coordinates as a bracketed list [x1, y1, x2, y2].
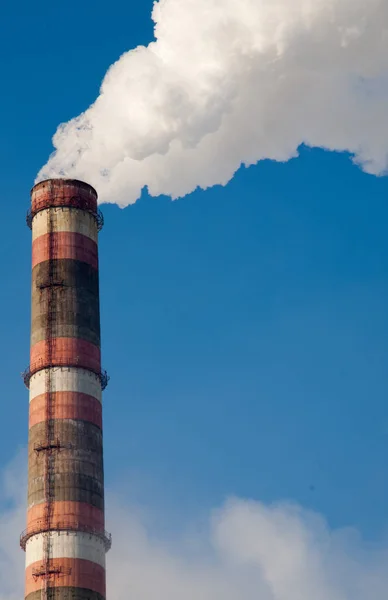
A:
[21, 179, 110, 600]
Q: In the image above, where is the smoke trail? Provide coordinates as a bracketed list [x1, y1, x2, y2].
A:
[38, 0, 388, 206]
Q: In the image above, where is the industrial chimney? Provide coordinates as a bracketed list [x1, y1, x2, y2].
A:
[21, 179, 111, 600]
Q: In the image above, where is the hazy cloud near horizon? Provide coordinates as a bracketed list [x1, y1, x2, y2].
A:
[37, 0, 388, 206]
[1, 454, 388, 600]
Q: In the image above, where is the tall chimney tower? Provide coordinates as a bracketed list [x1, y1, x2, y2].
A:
[21, 179, 111, 600]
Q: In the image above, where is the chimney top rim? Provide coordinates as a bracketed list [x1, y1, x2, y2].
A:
[31, 178, 98, 199]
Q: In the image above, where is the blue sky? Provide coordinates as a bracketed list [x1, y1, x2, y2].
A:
[1, 1, 388, 587]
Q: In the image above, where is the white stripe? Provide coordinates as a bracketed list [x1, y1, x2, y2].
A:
[32, 208, 98, 243]
[29, 368, 102, 403]
[25, 531, 106, 568]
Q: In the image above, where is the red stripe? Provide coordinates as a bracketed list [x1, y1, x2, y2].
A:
[32, 232, 98, 269]
[30, 338, 101, 375]
[32, 180, 97, 215]
[26, 502, 105, 533]
[25, 559, 105, 596]
[29, 392, 102, 429]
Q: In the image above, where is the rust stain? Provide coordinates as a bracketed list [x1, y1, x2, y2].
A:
[31, 180, 98, 216]
[30, 338, 101, 375]
[26, 501, 105, 532]
[25, 558, 105, 596]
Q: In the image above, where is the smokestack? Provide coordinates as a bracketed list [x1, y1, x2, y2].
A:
[21, 179, 111, 600]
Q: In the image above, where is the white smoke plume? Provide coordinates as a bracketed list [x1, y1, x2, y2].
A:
[37, 0, 388, 206]
[1, 454, 388, 600]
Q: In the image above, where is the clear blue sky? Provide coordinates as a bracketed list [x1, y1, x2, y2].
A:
[1, 0, 387, 541]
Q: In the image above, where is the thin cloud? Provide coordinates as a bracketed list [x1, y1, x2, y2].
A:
[0, 452, 26, 600]
[106, 495, 388, 599]
[1, 456, 387, 600]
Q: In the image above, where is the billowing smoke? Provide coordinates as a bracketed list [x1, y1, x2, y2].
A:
[38, 0, 388, 206]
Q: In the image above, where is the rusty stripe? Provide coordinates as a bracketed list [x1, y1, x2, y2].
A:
[28, 419, 104, 509]
[32, 232, 98, 270]
[31, 179, 98, 215]
[32, 259, 99, 295]
[28, 472, 104, 510]
[31, 284, 100, 347]
[28, 419, 103, 456]
[30, 338, 101, 375]
[25, 559, 105, 596]
[31, 325, 100, 350]
[26, 588, 105, 600]
[29, 392, 102, 429]
[26, 502, 105, 533]
[31, 258, 100, 346]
